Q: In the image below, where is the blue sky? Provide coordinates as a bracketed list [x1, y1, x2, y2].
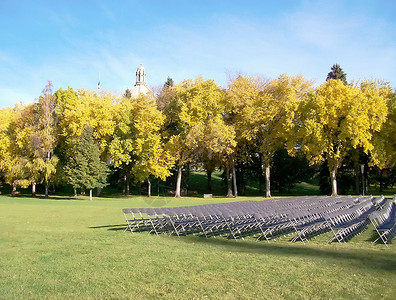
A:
[0, 0, 395, 108]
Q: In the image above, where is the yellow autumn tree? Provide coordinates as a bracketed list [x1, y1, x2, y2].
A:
[109, 94, 174, 197]
[0, 107, 16, 189]
[186, 115, 236, 196]
[167, 77, 233, 197]
[1, 83, 60, 197]
[2, 104, 32, 193]
[226, 75, 272, 197]
[298, 79, 388, 196]
[227, 74, 312, 197]
[108, 96, 135, 194]
[359, 82, 396, 170]
[131, 94, 175, 196]
[56, 88, 115, 153]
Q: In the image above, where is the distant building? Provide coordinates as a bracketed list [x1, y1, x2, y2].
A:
[130, 64, 150, 98]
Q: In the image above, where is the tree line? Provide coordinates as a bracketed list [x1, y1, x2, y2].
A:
[0, 65, 395, 199]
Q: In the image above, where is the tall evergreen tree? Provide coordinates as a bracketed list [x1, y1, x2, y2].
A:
[123, 89, 132, 99]
[64, 125, 108, 200]
[164, 76, 174, 88]
[326, 64, 347, 85]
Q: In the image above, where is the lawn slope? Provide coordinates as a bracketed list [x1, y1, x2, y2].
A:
[1, 195, 395, 299]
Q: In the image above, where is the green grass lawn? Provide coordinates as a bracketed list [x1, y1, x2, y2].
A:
[1, 195, 396, 299]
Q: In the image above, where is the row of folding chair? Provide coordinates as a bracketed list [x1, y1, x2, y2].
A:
[369, 195, 396, 246]
[122, 196, 386, 244]
[124, 198, 302, 237]
[123, 196, 345, 239]
[325, 196, 376, 243]
[289, 196, 367, 243]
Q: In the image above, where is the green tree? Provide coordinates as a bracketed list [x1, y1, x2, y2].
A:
[64, 125, 108, 200]
[326, 64, 347, 85]
[56, 88, 115, 196]
[271, 149, 314, 193]
[123, 89, 132, 99]
[164, 76, 174, 88]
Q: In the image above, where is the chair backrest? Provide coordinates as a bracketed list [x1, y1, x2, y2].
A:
[122, 208, 132, 214]
[145, 208, 156, 216]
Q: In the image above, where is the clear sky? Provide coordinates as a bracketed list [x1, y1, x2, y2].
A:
[0, 0, 395, 108]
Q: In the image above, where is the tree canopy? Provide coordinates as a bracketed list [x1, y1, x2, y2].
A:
[0, 69, 394, 198]
[297, 79, 388, 196]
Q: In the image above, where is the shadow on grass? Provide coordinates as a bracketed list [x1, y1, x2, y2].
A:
[0, 193, 96, 201]
[89, 224, 126, 231]
[91, 222, 395, 273]
[175, 234, 396, 273]
[92, 222, 396, 273]
[35, 195, 84, 200]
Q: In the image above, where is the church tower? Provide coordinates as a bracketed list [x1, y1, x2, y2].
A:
[135, 64, 147, 85]
[130, 64, 150, 98]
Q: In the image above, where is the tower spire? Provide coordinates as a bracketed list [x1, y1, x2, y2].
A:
[135, 64, 147, 86]
[130, 64, 149, 98]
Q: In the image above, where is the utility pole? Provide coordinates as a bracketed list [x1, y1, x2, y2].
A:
[97, 72, 101, 92]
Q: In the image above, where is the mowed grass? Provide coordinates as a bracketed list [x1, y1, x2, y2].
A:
[1, 195, 396, 299]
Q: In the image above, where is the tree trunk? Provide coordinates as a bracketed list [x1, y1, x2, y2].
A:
[175, 166, 182, 198]
[232, 162, 238, 198]
[379, 169, 383, 192]
[12, 185, 17, 196]
[73, 187, 77, 197]
[330, 167, 338, 196]
[226, 167, 233, 197]
[207, 169, 212, 192]
[45, 184, 49, 198]
[97, 187, 102, 197]
[259, 153, 263, 193]
[32, 182, 36, 196]
[123, 174, 128, 195]
[265, 165, 271, 198]
[354, 163, 360, 195]
[89, 189, 93, 201]
[147, 178, 151, 197]
[123, 174, 130, 195]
